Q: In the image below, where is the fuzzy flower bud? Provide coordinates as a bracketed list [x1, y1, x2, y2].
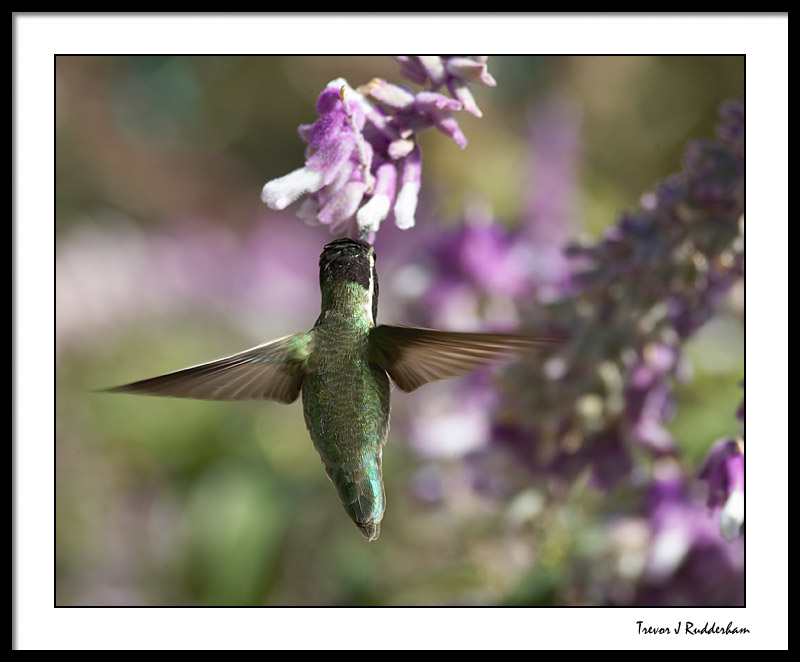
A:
[261, 167, 324, 210]
[396, 56, 496, 117]
[393, 145, 422, 230]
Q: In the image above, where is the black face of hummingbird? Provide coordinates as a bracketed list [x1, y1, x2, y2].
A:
[105, 237, 560, 541]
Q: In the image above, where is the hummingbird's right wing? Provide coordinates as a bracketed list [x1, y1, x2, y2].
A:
[368, 325, 562, 392]
[102, 332, 313, 403]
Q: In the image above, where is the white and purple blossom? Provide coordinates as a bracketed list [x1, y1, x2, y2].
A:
[261, 57, 495, 239]
[262, 83, 372, 234]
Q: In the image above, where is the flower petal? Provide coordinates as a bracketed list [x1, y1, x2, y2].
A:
[317, 181, 367, 230]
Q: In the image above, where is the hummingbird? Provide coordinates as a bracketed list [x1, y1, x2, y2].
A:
[105, 237, 560, 541]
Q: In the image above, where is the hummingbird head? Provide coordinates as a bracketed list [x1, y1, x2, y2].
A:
[319, 237, 378, 323]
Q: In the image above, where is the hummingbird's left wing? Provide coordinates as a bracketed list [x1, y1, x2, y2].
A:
[368, 325, 562, 392]
[103, 332, 313, 403]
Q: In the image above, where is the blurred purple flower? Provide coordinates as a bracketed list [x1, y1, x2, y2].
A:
[521, 97, 583, 298]
[390, 95, 585, 470]
[56, 215, 320, 352]
[737, 380, 745, 422]
[699, 437, 744, 541]
[631, 458, 743, 605]
[262, 57, 496, 239]
[421, 207, 535, 324]
[388, 206, 537, 333]
[406, 372, 499, 459]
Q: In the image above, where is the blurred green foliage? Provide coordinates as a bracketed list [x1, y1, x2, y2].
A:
[55, 55, 743, 606]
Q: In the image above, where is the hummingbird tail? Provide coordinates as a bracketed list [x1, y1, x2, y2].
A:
[342, 483, 385, 542]
[330, 468, 386, 542]
[357, 521, 381, 542]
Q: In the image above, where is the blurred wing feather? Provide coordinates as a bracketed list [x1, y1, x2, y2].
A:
[369, 325, 562, 392]
[103, 333, 312, 403]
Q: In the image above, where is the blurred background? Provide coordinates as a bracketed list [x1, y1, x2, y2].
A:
[55, 55, 744, 606]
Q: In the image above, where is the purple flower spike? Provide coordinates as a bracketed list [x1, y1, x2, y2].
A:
[490, 99, 744, 495]
[262, 58, 495, 238]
